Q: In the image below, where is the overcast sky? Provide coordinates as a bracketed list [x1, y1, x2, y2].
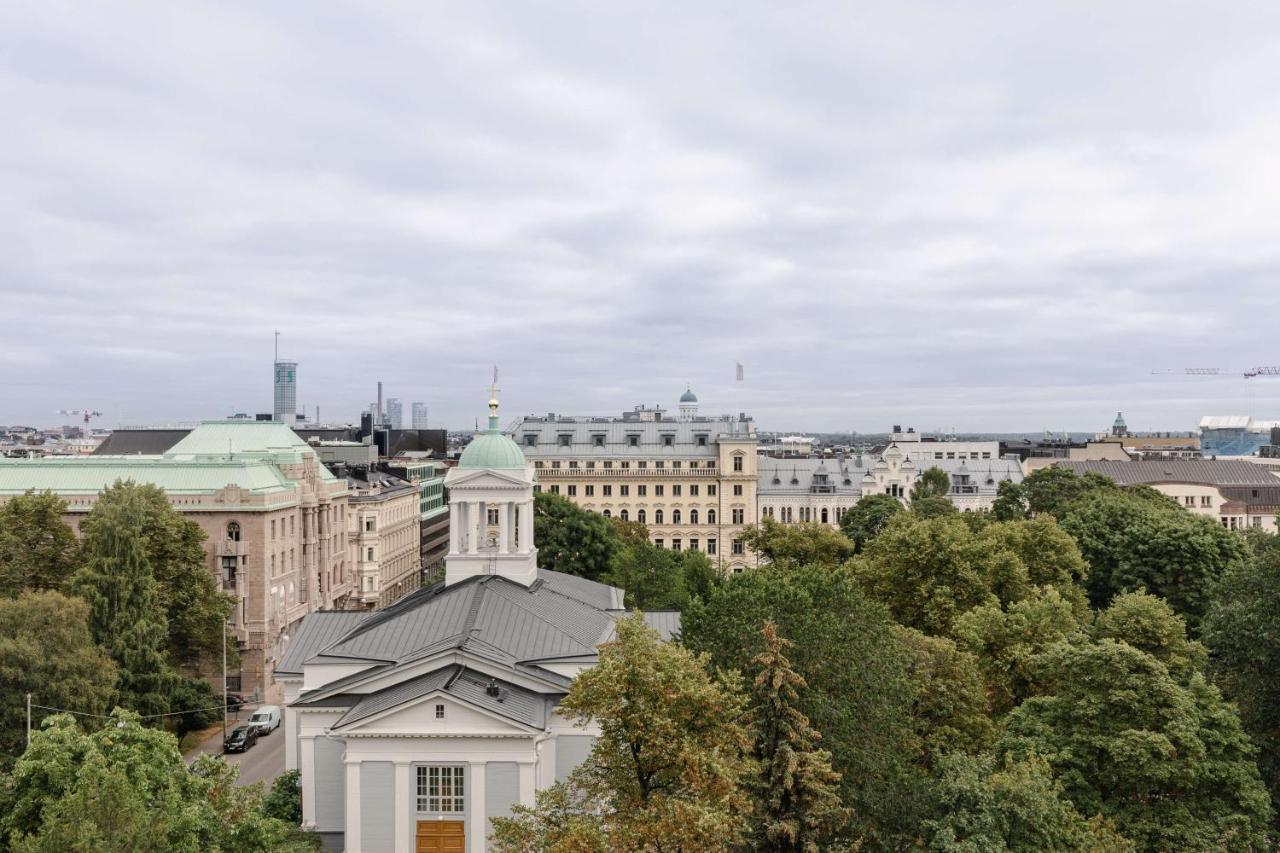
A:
[3, 2, 1279, 433]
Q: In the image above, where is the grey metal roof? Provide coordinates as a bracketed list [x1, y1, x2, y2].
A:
[511, 417, 752, 458]
[640, 610, 681, 641]
[275, 611, 373, 677]
[1055, 459, 1280, 487]
[92, 429, 191, 455]
[313, 569, 621, 672]
[758, 453, 1021, 496]
[333, 665, 548, 730]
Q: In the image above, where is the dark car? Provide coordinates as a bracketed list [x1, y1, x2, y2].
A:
[223, 725, 258, 754]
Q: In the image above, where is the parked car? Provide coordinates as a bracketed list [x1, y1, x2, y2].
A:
[225, 693, 247, 712]
[248, 705, 282, 735]
[223, 725, 258, 754]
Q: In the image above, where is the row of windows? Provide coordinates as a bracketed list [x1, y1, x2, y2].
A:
[595, 508, 721, 524]
[562, 483, 724, 498]
[921, 451, 992, 460]
[534, 458, 716, 470]
[763, 506, 848, 524]
[1183, 495, 1215, 507]
[655, 537, 745, 556]
[528, 433, 713, 449]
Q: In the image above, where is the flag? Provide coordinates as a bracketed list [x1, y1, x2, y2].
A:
[735, 362, 744, 381]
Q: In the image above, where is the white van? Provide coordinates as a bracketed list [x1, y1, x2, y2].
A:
[248, 705, 281, 735]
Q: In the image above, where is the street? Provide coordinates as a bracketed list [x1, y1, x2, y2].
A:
[187, 713, 286, 789]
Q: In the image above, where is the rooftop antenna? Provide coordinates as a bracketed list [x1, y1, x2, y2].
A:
[274, 329, 279, 363]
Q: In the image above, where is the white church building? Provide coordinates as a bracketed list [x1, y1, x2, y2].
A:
[277, 394, 669, 852]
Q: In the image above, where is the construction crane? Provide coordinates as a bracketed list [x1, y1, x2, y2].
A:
[1150, 367, 1280, 379]
[58, 409, 103, 425]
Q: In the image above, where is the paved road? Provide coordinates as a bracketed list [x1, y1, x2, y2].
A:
[187, 713, 286, 789]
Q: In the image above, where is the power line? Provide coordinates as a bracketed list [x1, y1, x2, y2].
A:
[29, 702, 236, 722]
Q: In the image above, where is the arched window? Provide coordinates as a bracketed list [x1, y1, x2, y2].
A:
[620, 509, 629, 522]
[689, 509, 699, 524]
[654, 509, 664, 524]
[672, 509, 682, 525]
[227, 522, 241, 542]
[602, 509, 612, 518]
[821, 508, 829, 524]
[707, 509, 717, 524]
[637, 509, 647, 524]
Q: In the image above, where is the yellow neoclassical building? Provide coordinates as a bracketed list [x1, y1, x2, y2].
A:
[509, 390, 758, 573]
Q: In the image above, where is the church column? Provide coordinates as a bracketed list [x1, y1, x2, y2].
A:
[449, 503, 461, 554]
[393, 761, 411, 852]
[498, 502, 510, 555]
[467, 502, 479, 555]
[468, 762, 487, 853]
[345, 759, 362, 852]
[518, 502, 532, 554]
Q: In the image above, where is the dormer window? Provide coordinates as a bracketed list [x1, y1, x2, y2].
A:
[558, 434, 571, 447]
[662, 434, 675, 447]
[592, 434, 606, 447]
[523, 434, 537, 447]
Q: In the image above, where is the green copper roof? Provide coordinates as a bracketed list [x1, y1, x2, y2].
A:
[165, 421, 336, 481]
[458, 413, 527, 470]
[0, 457, 293, 496]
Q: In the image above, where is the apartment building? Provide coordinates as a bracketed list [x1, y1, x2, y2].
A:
[0, 421, 351, 698]
[345, 470, 421, 608]
[510, 391, 758, 573]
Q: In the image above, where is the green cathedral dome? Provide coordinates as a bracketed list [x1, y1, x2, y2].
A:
[458, 403, 527, 470]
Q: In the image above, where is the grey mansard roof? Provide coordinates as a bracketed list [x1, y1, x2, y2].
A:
[510, 417, 753, 458]
[1055, 459, 1280, 487]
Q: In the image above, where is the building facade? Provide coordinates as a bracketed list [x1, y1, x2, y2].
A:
[386, 398, 404, 430]
[511, 391, 758, 573]
[1055, 459, 1280, 532]
[274, 360, 298, 423]
[0, 421, 351, 698]
[347, 471, 422, 608]
[1200, 415, 1280, 458]
[277, 394, 672, 852]
[412, 403, 430, 429]
[385, 453, 451, 577]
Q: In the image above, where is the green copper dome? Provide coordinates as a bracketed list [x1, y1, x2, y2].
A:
[458, 404, 527, 470]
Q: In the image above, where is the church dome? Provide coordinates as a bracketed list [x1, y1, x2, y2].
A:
[459, 398, 527, 470]
[680, 387, 698, 403]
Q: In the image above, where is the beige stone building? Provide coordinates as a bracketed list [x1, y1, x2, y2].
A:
[510, 391, 758, 572]
[0, 421, 352, 698]
[345, 470, 422, 608]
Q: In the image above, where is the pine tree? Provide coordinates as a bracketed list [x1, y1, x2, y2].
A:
[750, 620, 849, 852]
[72, 489, 174, 717]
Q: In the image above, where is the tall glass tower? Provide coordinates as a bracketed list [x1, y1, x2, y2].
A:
[273, 361, 297, 422]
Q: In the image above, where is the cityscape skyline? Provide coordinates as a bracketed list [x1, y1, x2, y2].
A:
[3, 3, 1279, 431]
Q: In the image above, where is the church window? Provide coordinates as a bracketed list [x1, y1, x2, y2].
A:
[435, 704, 445, 719]
[418, 766, 465, 813]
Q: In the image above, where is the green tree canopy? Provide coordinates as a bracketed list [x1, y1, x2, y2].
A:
[71, 490, 174, 717]
[952, 587, 1084, 716]
[1020, 467, 1117, 517]
[0, 491, 80, 597]
[0, 590, 117, 770]
[749, 621, 849, 851]
[1093, 590, 1207, 680]
[997, 640, 1272, 851]
[910, 466, 952, 502]
[739, 517, 853, 570]
[839, 493, 903, 553]
[492, 616, 754, 851]
[681, 563, 925, 847]
[1203, 533, 1280, 828]
[532, 491, 619, 582]
[80, 481, 233, 669]
[892, 626, 995, 768]
[909, 495, 958, 519]
[0, 710, 316, 852]
[923, 754, 1134, 852]
[1060, 488, 1249, 627]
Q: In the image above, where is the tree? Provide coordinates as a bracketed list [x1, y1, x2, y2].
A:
[909, 495, 957, 519]
[952, 588, 1084, 716]
[990, 480, 1028, 521]
[492, 616, 754, 851]
[997, 640, 1272, 851]
[980, 515, 1089, 612]
[1094, 590, 1207, 680]
[1018, 467, 1115, 518]
[80, 481, 234, 669]
[1203, 536, 1280, 826]
[607, 538, 689, 610]
[892, 626, 995, 768]
[749, 621, 848, 851]
[71, 490, 174, 717]
[681, 564, 925, 847]
[739, 518, 853, 570]
[855, 515, 1020, 637]
[0, 591, 117, 770]
[923, 754, 1134, 852]
[532, 491, 619, 582]
[1060, 488, 1249, 627]
[0, 710, 317, 852]
[839, 493, 903, 553]
[910, 466, 952, 502]
[0, 491, 80, 597]
[261, 770, 304, 825]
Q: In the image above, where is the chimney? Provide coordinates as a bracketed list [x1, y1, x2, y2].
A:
[376, 382, 383, 426]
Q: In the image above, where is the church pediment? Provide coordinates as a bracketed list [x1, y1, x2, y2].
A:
[444, 468, 531, 490]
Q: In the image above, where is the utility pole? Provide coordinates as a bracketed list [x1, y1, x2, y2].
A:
[222, 625, 228, 741]
[26, 693, 31, 747]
